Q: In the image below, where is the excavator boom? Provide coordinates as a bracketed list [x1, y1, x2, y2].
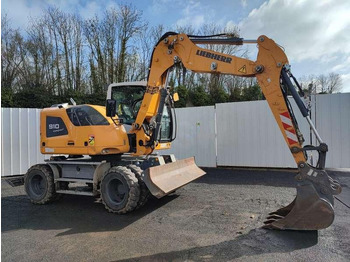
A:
[132, 32, 341, 230]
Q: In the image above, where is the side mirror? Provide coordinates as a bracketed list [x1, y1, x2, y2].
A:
[106, 99, 116, 117]
[173, 92, 179, 102]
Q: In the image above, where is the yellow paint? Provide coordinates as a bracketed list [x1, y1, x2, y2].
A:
[40, 105, 129, 155]
[40, 33, 307, 165]
[173, 92, 179, 102]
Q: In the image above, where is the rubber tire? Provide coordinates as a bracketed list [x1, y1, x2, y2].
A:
[127, 165, 151, 209]
[100, 166, 140, 214]
[24, 164, 57, 204]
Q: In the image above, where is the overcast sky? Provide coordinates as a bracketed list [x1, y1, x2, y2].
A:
[2, 0, 350, 92]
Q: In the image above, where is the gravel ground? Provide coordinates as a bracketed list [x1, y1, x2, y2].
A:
[2, 168, 349, 262]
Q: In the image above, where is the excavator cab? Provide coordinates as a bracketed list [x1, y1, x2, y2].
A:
[106, 81, 177, 145]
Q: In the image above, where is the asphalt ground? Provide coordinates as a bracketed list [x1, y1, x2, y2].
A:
[2, 168, 350, 262]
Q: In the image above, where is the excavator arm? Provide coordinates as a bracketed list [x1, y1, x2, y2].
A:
[133, 33, 305, 162]
[132, 32, 341, 230]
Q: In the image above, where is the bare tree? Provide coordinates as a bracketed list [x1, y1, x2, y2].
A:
[44, 8, 63, 94]
[69, 14, 84, 92]
[317, 74, 328, 93]
[83, 16, 106, 93]
[1, 14, 25, 90]
[327, 73, 342, 93]
[316, 73, 342, 94]
[300, 73, 342, 94]
[134, 24, 165, 81]
[116, 4, 146, 82]
[3, 5, 264, 107]
[175, 23, 242, 93]
[83, 9, 120, 92]
[102, 8, 119, 84]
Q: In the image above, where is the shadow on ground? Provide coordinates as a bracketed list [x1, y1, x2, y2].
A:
[196, 168, 297, 187]
[115, 228, 318, 262]
[196, 168, 347, 188]
[1, 192, 178, 236]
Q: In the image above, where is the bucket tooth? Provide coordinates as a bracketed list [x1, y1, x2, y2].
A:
[263, 219, 278, 224]
[262, 223, 282, 230]
[266, 214, 284, 220]
[268, 198, 296, 217]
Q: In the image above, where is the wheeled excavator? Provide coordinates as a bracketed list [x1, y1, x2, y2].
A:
[22, 32, 341, 230]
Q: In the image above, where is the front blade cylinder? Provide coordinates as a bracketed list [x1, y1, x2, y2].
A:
[143, 157, 206, 198]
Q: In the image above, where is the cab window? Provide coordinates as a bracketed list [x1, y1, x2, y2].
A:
[111, 85, 145, 125]
[66, 106, 109, 126]
[159, 104, 172, 141]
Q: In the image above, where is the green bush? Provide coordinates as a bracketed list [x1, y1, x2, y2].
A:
[189, 86, 211, 106]
[174, 85, 188, 108]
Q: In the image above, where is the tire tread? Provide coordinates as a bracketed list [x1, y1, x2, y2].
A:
[101, 166, 140, 214]
[127, 165, 151, 209]
[24, 164, 57, 204]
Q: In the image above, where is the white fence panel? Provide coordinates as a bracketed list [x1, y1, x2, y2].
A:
[1, 93, 349, 176]
[216, 94, 349, 168]
[161, 106, 217, 167]
[1, 108, 45, 176]
[314, 93, 350, 168]
[216, 100, 296, 168]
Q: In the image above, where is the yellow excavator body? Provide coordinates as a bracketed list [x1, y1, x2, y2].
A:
[25, 32, 341, 231]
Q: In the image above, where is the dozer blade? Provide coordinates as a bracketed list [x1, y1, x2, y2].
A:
[143, 157, 206, 198]
[263, 166, 342, 230]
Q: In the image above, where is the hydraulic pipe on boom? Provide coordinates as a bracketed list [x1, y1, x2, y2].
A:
[131, 32, 341, 230]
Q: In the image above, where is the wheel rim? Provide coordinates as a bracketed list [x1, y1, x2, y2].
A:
[29, 174, 47, 197]
[106, 177, 127, 205]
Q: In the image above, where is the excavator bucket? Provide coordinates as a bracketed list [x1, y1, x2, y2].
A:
[263, 168, 341, 230]
[143, 157, 206, 198]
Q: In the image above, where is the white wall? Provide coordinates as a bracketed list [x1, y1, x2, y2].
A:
[313, 93, 350, 168]
[1, 93, 349, 176]
[216, 98, 314, 168]
[1, 108, 47, 176]
[161, 106, 217, 167]
[169, 93, 350, 168]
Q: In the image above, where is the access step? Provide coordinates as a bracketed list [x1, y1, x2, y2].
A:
[55, 178, 93, 183]
[56, 190, 94, 196]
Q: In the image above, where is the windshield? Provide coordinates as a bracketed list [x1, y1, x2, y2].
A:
[111, 85, 146, 125]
